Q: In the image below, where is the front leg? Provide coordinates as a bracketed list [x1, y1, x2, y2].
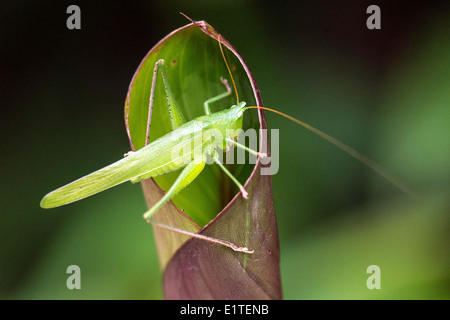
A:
[203, 77, 232, 115]
[146, 59, 187, 145]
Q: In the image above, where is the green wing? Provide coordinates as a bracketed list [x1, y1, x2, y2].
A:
[40, 120, 210, 209]
[40, 150, 154, 208]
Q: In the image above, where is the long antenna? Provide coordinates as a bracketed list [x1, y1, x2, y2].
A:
[218, 35, 239, 103]
[248, 106, 413, 197]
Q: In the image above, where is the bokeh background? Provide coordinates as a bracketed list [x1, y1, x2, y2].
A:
[1, 0, 449, 299]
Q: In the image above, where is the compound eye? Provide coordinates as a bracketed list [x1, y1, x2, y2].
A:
[237, 110, 243, 118]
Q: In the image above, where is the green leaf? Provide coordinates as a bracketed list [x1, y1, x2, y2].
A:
[125, 18, 281, 299]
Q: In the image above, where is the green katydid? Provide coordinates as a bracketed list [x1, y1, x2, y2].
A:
[40, 24, 410, 255]
[40, 35, 265, 253]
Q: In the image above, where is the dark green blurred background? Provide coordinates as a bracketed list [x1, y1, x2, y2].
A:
[1, 1, 449, 299]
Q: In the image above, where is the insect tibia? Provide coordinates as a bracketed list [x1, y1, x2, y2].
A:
[145, 215, 254, 254]
[257, 152, 268, 158]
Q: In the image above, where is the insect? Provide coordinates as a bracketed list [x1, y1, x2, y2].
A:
[40, 34, 265, 253]
[40, 23, 410, 254]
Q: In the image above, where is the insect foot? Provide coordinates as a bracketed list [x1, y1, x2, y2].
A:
[231, 246, 254, 254]
[124, 151, 136, 157]
[219, 76, 232, 93]
[240, 186, 249, 199]
[257, 152, 268, 158]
